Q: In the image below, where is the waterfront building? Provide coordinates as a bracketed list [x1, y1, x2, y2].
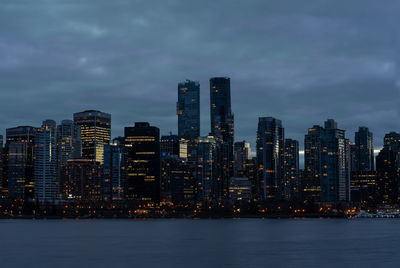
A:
[6, 126, 36, 201]
[354, 127, 374, 172]
[283, 139, 300, 200]
[160, 134, 179, 157]
[210, 77, 234, 199]
[124, 122, 160, 203]
[0, 135, 6, 200]
[196, 135, 217, 202]
[234, 141, 251, 177]
[103, 139, 125, 205]
[34, 120, 57, 203]
[61, 159, 103, 202]
[73, 110, 111, 164]
[256, 117, 284, 201]
[229, 177, 252, 203]
[56, 120, 81, 180]
[375, 132, 400, 204]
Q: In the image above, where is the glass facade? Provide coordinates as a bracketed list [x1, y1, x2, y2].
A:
[73, 110, 111, 164]
[210, 77, 234, 199]
[256, 117, 284, 200]
[124, 122, 160, 203]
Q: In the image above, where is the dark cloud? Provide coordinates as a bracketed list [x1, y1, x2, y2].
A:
[0, 0, 399, 164]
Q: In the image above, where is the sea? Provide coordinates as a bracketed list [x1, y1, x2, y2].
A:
[0, 218, 399, 267]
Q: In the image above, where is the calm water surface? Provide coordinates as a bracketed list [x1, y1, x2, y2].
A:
[0, 218, 399, 267]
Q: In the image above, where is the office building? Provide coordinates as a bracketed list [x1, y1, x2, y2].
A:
[256, 117, 284, 200]
[283, 139, 299, 200]
[124, 122, 160, 203]
[354, 127, 374, 172]
[210, 77, 234, 199]
[34, 120, 57, 203]
[103, 139, 125, 205]
[73, 110, 111, 164]
[196, 135, 217, 202]
[234, 141, 251, 177]
[229, 177, 252, 203]
[6, 126, 36, 201]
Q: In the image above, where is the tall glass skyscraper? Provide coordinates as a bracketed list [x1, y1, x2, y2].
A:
[320, 119, 351, 202]
[210, 77, 234, 199]
[256, 117, 284, 200]
[283, 138, 299, 200]
[177, 80, 200, 140]
[34, 120, 57, 203]
[6, 126, 37, 201]
[354, 127, 374, 172]
[233, 141, 251, 177]
[196, 135, 217, 202]
[73, 110, 111, 164]
[124, 122, 160, 203]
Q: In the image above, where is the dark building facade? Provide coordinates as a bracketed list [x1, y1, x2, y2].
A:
[160, 134, 179, 157]
[302, 120, 351, 203]
[6, 126, 37, 201]
[73, 110, 111, 164]
[196, 135, 217, 202]
[210, 77, 234, 199]
[376, 132, 400, 204]
[61, 159, 103, 203]
[354, 127, 374, 172]
[34, 120, 57, 203]
[283, 139, 299, 200]
[233, 141, 251, 177]
[124, 122, 160, 203]
[256, 117, 284, 201]
[103, 141, 125, 205]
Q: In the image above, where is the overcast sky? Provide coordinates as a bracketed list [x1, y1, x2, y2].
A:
[1, 0, 399, 159]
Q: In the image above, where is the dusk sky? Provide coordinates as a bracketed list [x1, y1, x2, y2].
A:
[1, 0, 399, 158]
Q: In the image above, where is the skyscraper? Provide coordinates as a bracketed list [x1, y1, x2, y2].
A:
[234, 141, 251, 177]
[320, 119, 351, 202]
[34, 120, 57, 203]
[283, 139, 299, 200]
[196, 135, 217, 202]
[354, 127, 374, 172]
[103, 139, 125, 206]
[376, 132, 400, 204]
[302, 125, 324, 202]
[160, 134, 179, 157]
[124, 122, 160, 203]
[0, 135, 5, 199]
[256, 117, 284, 200]
[210, 77, 234, 199]
[6, 126, 36, 201]
[73, 110, 111, 164]
[177, 80, 200, 141]
[61, 159, 103, 202]
[56, 120, 81, 171]
[303, 120, 351, 203]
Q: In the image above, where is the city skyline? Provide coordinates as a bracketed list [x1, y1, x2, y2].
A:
[1, 1, 399, 157]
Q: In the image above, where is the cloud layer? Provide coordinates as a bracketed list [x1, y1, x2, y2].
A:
[1, 0, 399, 160]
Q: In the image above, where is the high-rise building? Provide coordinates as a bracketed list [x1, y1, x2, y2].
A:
[229, 177, 252, 203]
[283, 139, 299, 200]
[124, 122, 160, 203]
[34, 120, 57, 203]
[354, 127, 374, 172]
[56, 120, 81, 171]
[256, 117, 284, 200]
[234, 141, 251, 177]
[103, 139, 125, 205]
[303, 120, 351, 203]
[376, 132, 400, 204]
[210, 77, 234, 199]
[73, 110, 111, 164]
[6, 126, 36, 201]
[196, 135, 217, 202]
[177, 80, 200, 140]
[0, 135, 5, 199]
[320, 119, 351, 202]
[160, 134, 179, 157]
[61, 159, 103, 203]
